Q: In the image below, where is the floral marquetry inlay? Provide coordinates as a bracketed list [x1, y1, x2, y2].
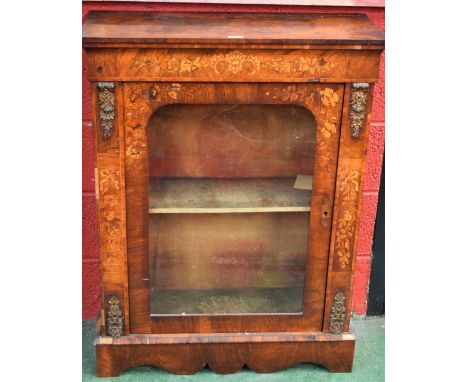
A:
[125, 127, 147, 167]
[268, 85, 306, 102]
[333, 167, 361, 270]
[131, 57, 161, 73]
[167, 51, 263, 75]
[336, 209, 356, 269]
[320, 88, 339, 108]
[264, 56, 336, 75]
[163, 51, 262, 75]
[98, 50, 345, 80]
[321, 122, 337, 138]
[99, 168, 122, 270]
[340, 169, 360, 202]
[168, 56, 204, 73]
[149, 83, 181, 102]
[305, 86, 342, 169]
[212, 51, 261, 75]
[99, 169, 120, 194]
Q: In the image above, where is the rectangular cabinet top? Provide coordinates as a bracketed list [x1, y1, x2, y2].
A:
[82, 11, 384, 48]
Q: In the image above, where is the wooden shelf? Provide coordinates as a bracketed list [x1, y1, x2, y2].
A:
[148, 177, 312, 214]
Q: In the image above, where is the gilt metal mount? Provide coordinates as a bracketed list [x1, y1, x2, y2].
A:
[97, 82, 115, 139]
[329, 292, 346, 334]
[350, 82, 369, 139]
[107, 296, 124, 338]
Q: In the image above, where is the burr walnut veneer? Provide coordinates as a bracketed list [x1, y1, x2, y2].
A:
[83, 11, 384, 377]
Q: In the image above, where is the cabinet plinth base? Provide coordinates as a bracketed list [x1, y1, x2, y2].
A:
[95, 331, 356, 377]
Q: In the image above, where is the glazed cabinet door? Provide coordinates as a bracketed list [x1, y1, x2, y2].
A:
[124, 82, 344, 333]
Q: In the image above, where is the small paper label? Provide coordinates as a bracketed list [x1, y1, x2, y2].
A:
[228, 35, 244, 39]
[294, 175, 313, 191]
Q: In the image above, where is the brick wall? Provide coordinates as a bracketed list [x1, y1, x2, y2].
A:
[82, 1, 385, 319]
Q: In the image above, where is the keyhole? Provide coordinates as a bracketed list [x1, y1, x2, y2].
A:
[149, 87, 158, 100]
[323, 211, 329, 217]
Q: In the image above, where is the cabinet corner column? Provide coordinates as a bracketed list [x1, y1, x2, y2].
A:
[324, 82, 374, 333]
[92, 81, 129, 337]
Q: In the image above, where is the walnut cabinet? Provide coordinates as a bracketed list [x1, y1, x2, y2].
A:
[83, 11, 384, 377]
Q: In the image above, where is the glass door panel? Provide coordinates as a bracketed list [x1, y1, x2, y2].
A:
[148, 104, 316, 315]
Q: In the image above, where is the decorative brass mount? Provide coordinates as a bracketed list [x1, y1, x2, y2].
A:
[97, 82, 115, 139]
[350, 82, 369, 139]
[329, 292, 346, 334]
[107, 296, 124, 338]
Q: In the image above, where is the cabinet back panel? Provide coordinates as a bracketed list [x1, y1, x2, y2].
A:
[148, 104, 317, 178]
[149, 212, 308, 291]
[149, 212, 309, 315]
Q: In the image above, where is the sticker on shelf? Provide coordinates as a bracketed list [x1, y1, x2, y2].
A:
[294, 175, 313, 191]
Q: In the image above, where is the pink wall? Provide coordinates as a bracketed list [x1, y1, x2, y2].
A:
[82, 1, 385, 319]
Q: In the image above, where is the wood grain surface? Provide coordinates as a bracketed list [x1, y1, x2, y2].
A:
[83, 12, 384, 46]
[95, 331, 356, 376]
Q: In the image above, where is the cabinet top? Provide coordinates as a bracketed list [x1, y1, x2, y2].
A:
[82, 12, 384, 48]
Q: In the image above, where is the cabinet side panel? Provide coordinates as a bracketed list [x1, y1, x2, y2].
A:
[93, 82, 129, 336]
[324, 83, 374, 333]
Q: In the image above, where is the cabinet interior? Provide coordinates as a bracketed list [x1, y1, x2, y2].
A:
[148, 103, 317, 315]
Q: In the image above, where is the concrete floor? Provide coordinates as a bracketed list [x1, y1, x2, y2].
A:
[82, 316, 384, 381]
